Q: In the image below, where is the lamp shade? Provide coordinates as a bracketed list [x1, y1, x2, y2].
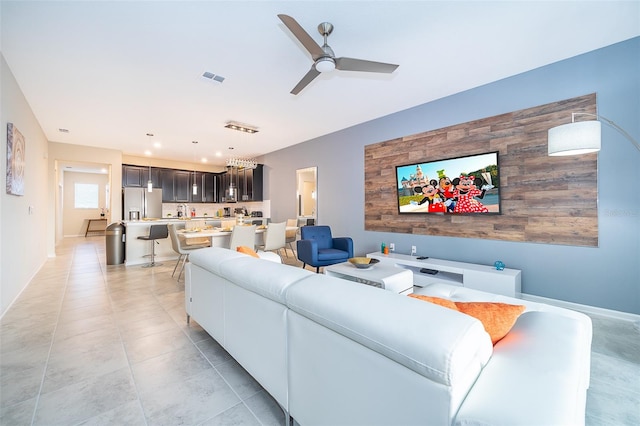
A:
[548, 120, 601, 156]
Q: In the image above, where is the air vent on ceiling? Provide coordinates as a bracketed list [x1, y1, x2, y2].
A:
[202, 71, 225, 83]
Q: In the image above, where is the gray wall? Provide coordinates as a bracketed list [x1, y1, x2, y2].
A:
[263, 37, 640, 315]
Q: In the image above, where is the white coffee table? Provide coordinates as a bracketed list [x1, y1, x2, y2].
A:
[324, 261, 413, 294]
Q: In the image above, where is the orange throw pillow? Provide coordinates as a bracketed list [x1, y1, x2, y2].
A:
[408, 294, 525, 345]
[237, 246, 259, 258]
[454, 301, 525, 344]
[408, 294, 459, 311]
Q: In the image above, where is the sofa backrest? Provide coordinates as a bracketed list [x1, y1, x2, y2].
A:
[286, 273, 493, 385]
[189, 247, 312, 304]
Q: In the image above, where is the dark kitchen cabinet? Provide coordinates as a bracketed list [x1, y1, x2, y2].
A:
[122, 165, 144, 187]
[174, 171, 191, 202]
[220, 171, 235, 203]
[160, 169, 175, 202]
[123, 165, 161, 188]
[150, 167, 162, 188]
[125, 165, 226, 204]
[219, 165, 263, 202]
[239, 165, 263, 201]
[160, 169, 194, 202]
[203, 173, 218, 203]
[238, 168, 252, 201]
[189, 172, 218, 203]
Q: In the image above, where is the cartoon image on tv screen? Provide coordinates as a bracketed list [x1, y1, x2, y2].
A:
[396, 152, 500, 214]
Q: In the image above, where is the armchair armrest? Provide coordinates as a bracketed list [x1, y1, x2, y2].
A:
[332, 237, 354, 258]
[297, 239, 319, 264]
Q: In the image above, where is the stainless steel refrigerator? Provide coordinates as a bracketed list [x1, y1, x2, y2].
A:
[123, 188, 163, 220]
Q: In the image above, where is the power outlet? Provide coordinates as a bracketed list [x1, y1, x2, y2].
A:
[389, 243, 395, 251]
[411, 245, 417, 255]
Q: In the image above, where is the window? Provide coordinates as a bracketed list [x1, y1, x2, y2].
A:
[75, 183, 99, 208]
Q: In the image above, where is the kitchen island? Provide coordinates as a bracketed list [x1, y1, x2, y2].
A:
[122, 218, 268, 266]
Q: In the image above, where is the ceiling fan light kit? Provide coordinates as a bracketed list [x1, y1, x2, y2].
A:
[278, 14, 399, 94]
[315, 57, 335, 73]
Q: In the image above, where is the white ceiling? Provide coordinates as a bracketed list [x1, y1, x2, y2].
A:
[2, 1, 638, 167]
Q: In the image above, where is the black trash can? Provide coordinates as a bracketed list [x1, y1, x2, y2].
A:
[105, 222, 125, 265]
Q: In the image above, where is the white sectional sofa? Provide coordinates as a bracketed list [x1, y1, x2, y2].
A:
[185, 247, 592, 426]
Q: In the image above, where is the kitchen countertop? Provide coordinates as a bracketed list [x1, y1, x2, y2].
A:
[123, 217, 245, 225]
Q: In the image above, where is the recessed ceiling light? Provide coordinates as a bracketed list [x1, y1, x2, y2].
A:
[201, 157, 207, 163]
[153, 142, 162, 149]
[144, 150, 152, 156]
[215, 152, 222, 157]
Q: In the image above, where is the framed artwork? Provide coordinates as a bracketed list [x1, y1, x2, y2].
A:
[6, 123, 26, 196]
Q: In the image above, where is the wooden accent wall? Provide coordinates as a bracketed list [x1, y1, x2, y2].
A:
[364, 94, 598, 246]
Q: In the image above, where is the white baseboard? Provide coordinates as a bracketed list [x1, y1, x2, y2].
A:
[522, 293, 640, 323]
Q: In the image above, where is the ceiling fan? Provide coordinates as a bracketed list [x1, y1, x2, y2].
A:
[278, 14, 399, 95]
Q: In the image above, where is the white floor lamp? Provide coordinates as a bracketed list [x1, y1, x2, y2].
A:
[548, 113, 640, 332]
[547, 112, 639, 156]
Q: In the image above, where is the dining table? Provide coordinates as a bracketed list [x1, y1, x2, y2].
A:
[178, 225, 298, 249]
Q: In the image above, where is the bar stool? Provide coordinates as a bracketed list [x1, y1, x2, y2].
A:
[137, 224, 168, 267]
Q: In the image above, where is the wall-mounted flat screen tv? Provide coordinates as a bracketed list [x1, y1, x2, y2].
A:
[395, 151, 501, 215]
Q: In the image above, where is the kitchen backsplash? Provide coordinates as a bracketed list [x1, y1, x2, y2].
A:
[162, 201, 269, 219]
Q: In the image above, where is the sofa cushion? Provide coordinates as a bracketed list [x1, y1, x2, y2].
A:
[286, 274, 493, 386]
[317, 248, 350, 261]
[455, 311, 592, 426]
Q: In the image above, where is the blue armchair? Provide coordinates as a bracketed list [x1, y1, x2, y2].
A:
[297, 225, 354, 273]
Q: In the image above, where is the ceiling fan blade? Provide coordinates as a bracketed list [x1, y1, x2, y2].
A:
[290, 67, 321, 95]
[335, 57, 399, 73]
[278, 14, 325, 60]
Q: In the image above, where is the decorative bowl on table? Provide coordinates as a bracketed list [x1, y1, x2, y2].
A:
[348, 257, 380, 269]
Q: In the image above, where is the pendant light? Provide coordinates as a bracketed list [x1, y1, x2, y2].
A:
[192, 141, 198, 195]
[147, 164, 153, 192]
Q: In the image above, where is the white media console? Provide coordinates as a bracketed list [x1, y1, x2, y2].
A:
[367, 252, 522, 298]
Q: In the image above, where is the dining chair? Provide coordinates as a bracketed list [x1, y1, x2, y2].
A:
[260, 221, 287, 257]
[136, 224, 168, 267]
[229, 224, 257, 251]
[168, 224, 210, 281]
[285, 218, 298, 257]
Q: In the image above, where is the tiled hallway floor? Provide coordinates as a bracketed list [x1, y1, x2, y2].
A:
[1, 236, 639, 425]
[1, 237, 287, 425]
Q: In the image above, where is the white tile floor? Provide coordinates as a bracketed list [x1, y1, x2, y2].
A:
[1, 236, 639, 425]
[1, 237, 286, 425]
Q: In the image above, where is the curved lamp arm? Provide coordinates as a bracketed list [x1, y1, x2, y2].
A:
[573, 112, 639, 152]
